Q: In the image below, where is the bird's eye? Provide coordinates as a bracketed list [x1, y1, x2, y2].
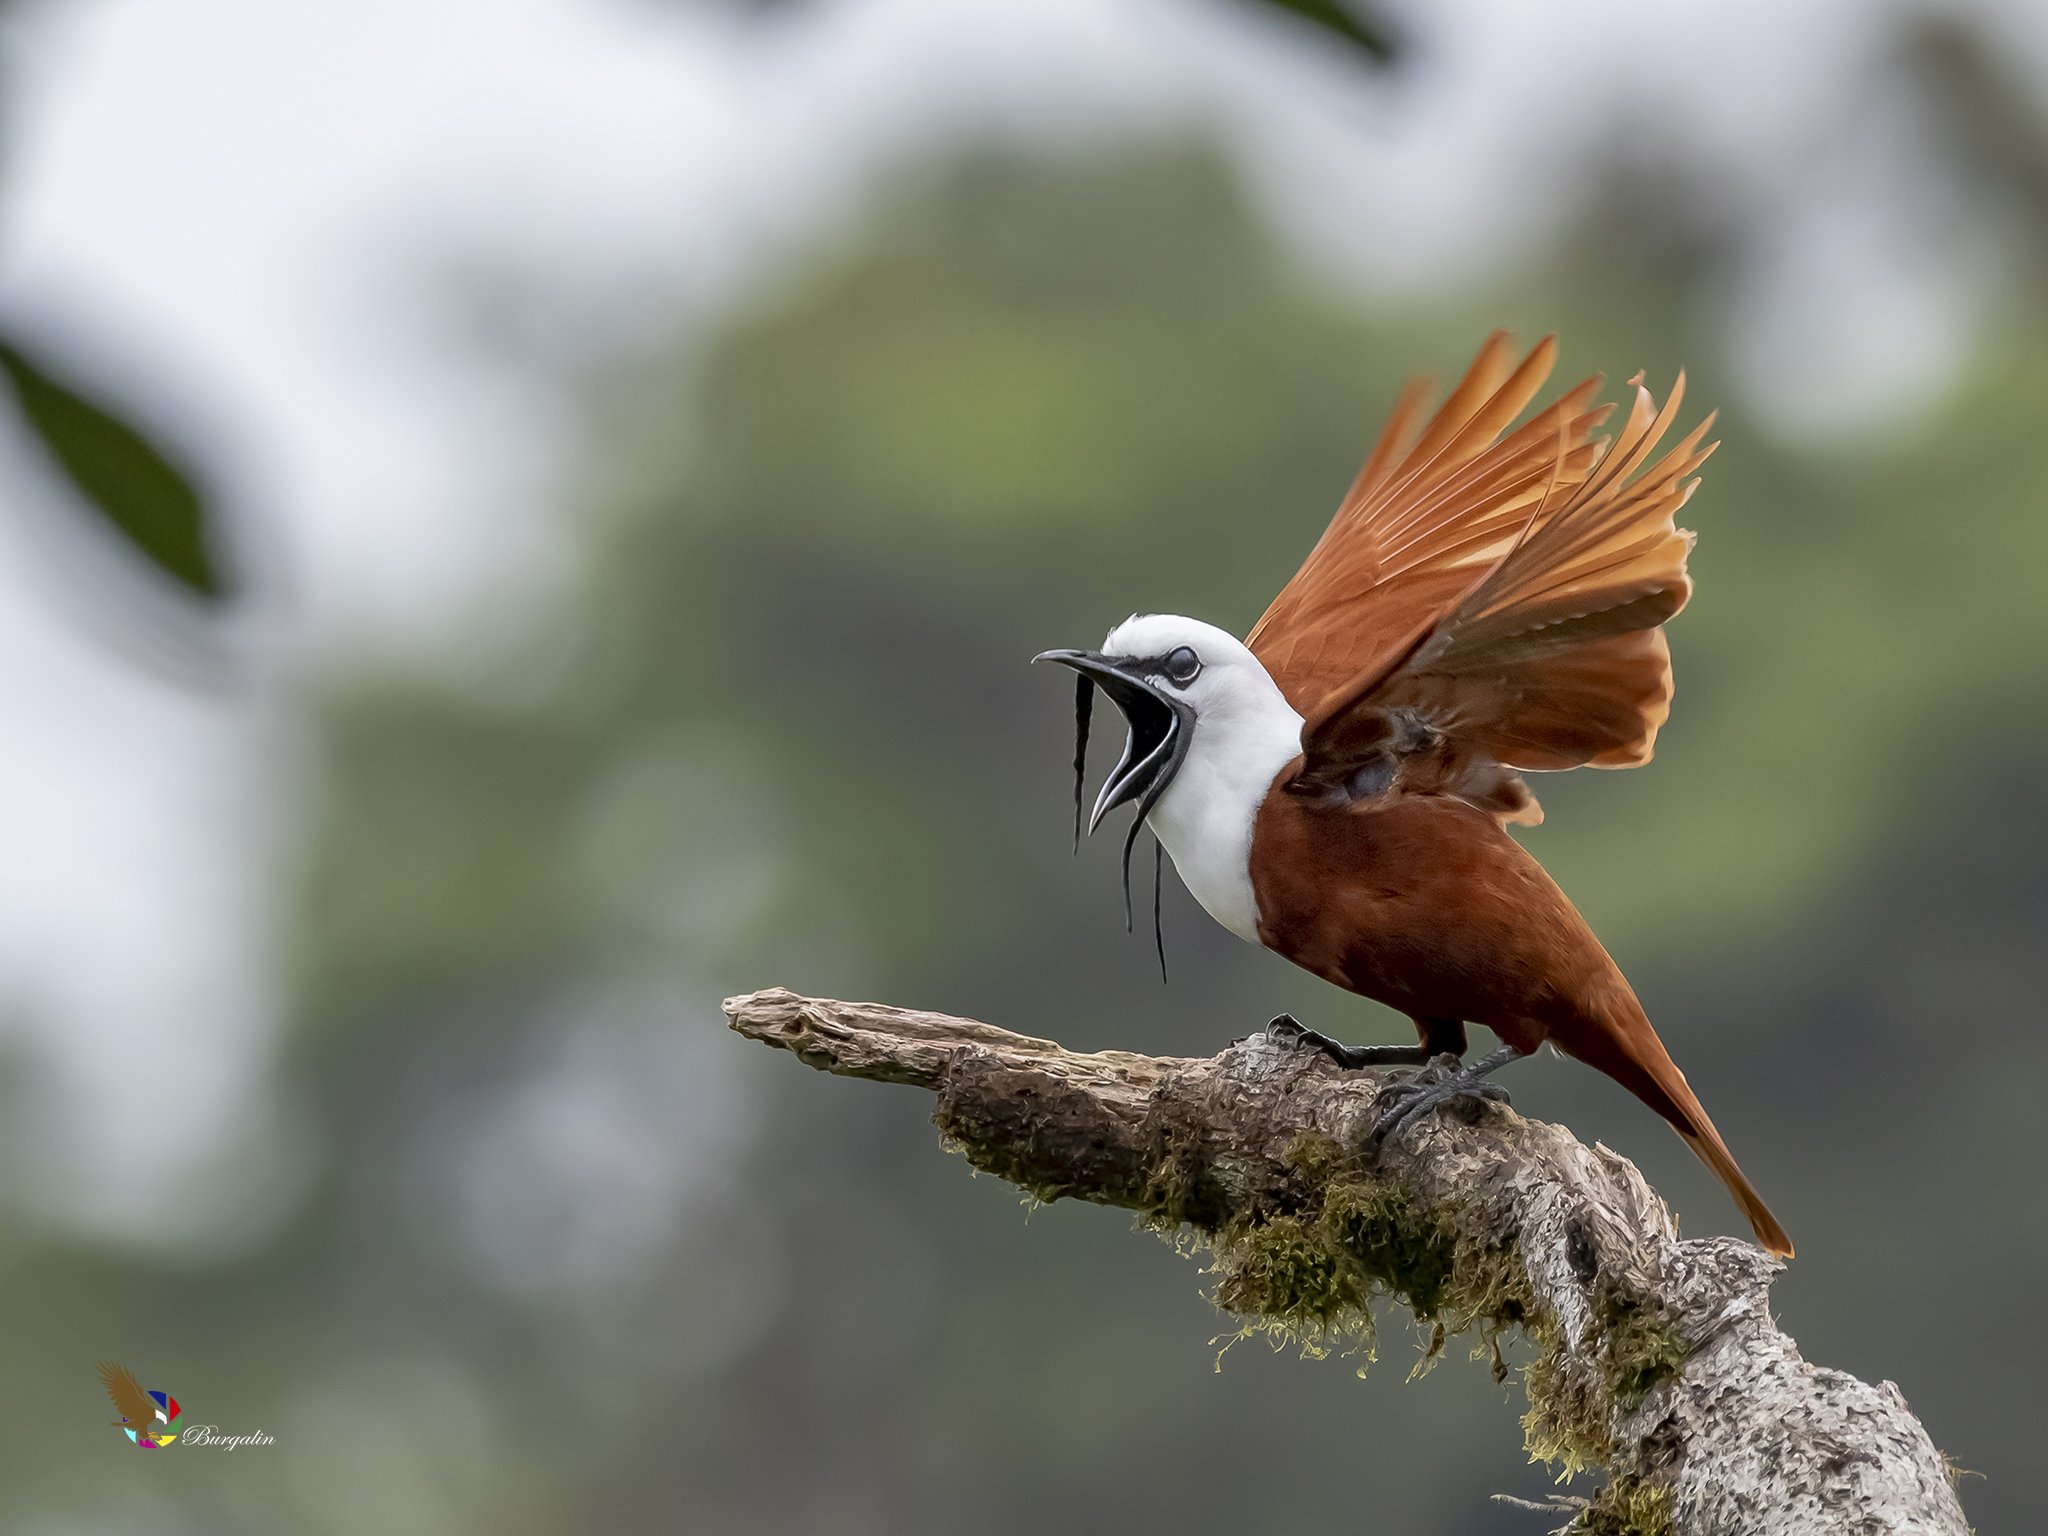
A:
[1162, 645, 1201, 686]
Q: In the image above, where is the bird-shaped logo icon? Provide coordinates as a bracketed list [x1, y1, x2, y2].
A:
[98, 1360, 180, 1447]
[1037, 332, 1792, 1258]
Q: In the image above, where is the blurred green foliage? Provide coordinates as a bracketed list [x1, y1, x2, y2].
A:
[0, 334, 228, 602]
[1246, 0, 1398, 62]
[693, 0, 1400, 65]
[10, 56, 2048, 1536]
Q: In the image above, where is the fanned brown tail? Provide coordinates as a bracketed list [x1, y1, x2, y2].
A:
[1554, 1006, 1794, 1258]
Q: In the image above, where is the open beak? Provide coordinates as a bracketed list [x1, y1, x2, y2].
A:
[1032, 649, 1194, 835]
[1034, 645, 1194, 980]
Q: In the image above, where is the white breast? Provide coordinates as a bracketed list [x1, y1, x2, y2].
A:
[1144, 688, 1303, 944]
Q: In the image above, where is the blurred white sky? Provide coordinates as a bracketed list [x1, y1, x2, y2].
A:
[0, 0, 2032, 1243]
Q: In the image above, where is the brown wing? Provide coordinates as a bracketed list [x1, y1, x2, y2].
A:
[1250, 335, 1713, 821]
[1247, 332, 1610, 715]
[98, 1360, 155, 1427]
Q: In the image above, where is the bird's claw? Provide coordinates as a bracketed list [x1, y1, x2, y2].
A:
[1263, 1013, 1375, 1069]
[1264, 1012, 1310, 1046]
[1371, 1070, 1510, 1145]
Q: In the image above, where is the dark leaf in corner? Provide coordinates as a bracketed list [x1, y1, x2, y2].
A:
[1249, 0, 1400, 63]
[0, 335, 228, 600]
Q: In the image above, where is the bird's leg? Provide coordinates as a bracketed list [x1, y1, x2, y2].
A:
[1370, 1043, 1526, 1144]
[1263, 1013, 1460, 1070]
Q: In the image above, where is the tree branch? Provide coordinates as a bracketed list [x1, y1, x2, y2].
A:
[724, 987, 1968, 1536]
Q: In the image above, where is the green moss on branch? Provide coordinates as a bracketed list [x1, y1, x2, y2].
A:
[1157, 1130, 1680, 1525]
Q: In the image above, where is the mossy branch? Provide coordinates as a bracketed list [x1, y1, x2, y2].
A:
[724, 987, 1967, 1536]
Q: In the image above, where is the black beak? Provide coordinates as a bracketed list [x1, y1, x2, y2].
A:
[1032, 649, 1194, 835]
[1033, 647, 1194, 983]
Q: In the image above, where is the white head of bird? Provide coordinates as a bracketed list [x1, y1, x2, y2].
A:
[1035, 613, 1302, 945]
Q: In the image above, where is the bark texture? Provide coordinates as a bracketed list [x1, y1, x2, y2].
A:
[724, 987, 1969, 1536]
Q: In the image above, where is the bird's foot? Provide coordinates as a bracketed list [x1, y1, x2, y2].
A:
[1261, 1013, 1402, 1070]
[1371, 1056, 1510, 1144]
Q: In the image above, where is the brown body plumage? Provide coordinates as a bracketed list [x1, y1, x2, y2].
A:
[1246, 333, 1789, 1256]
[1250, 789, 1789, 1255]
